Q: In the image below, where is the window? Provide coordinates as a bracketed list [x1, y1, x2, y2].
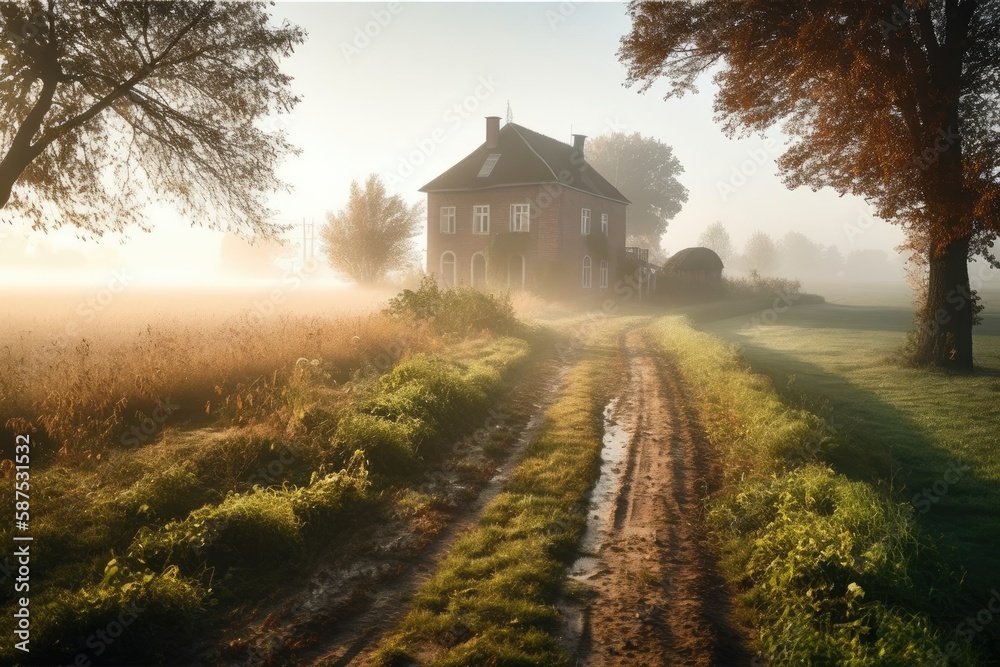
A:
[581, 208, 591, 235]
[582, 256, 592, 288]
[601, 213, 608, 236]
[599, 260, 608, 288]
[440, 251, 456, 287]
[478, 154, 501, 177]
[471, 252, 487, 287]
[510, 203, 530, 232]
[440, 207, 455, 234]
[473, 205, 490, 234]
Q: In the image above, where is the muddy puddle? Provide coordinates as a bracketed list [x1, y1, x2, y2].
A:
[568, 396, 632, 580]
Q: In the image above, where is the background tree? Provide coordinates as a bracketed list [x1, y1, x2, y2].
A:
[779, 231, 823, 278]
[320, 174, 423, 284]
[0, 1, 303, 237]
[620, 0, 1000, 370]
[585, 131, 688, 246]
[697, 221, 734, 262]
[744, 230, 777, 274]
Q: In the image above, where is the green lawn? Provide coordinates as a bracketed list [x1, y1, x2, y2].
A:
[698, 293, 1000, 658]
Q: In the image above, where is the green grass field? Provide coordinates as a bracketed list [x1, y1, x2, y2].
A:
[697, 285, 1000, 657]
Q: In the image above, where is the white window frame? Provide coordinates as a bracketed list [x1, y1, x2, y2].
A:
[601, 213, 608, 236]
[599, 259, 608, 288]
[582, 255, 592, 288]
[581, 208, 591, 235]
[510, 203, 530, 232]
[471, 252, 487, 287]
[473, 205, 490, 235]
[440, 251, 456, 287]
[440, 206, 456, 234]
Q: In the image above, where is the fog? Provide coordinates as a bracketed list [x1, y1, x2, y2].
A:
[1, 2, 919, 295]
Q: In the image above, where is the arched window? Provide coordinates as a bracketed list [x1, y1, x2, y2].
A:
[582, 256, 592, 288]
[471, 252, 487, 288]
[440, 251, 456, 287]
[599, 259, 608, 288]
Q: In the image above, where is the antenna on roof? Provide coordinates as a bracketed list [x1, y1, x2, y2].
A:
[505, 101, 513, 125]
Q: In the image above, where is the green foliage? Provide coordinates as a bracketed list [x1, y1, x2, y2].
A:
[385, 275, 520, 335]
[708, 465, 969, 665]
[654, 316, 977, 666]
[114, 460, 205, 521]
[130, 486, 303, 573]
[30, 562, 206, 664]
[334, 351, 508, 474]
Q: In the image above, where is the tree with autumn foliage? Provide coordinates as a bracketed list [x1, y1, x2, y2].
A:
[620, 0, 1000, 370]
[0, 1, 303, 238]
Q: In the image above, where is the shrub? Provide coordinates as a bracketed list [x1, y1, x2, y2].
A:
[333, 413, 421, 476]
[130, 487, 302, 574]
[710, 466, 972, 665]
[384, 275, 520, 335]
[114, 460, 205, 522]
[30, 562, 205, 665]
[722, 270, 801, 299]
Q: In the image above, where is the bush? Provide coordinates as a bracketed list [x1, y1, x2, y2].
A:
[722, 270, 801, 299]
[30, 562, 205, 664]
[334, 413, 421, 476]
[384, 276, 520, 335]
[710, 466, 973, 665]
[114, 460, 205, 522]
[130, 487, 302, 573]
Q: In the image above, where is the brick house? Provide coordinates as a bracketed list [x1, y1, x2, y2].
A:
[420, 117, 630, 298]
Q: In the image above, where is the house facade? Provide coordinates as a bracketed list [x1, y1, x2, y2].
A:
[421, 117, 629, 298]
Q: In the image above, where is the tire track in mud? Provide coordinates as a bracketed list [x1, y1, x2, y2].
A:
[562, 328, 750, 667]
[206, 351, 573, 667]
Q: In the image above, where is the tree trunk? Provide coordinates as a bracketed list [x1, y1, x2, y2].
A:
[911, 235, 974, 371]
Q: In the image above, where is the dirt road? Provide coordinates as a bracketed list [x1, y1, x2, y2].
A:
[562, 329, 749, 666]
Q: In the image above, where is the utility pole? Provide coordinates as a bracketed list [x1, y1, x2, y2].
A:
[302, 218, 315, 265]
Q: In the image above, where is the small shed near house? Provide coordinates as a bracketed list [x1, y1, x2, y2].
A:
[662, 246, 724, 298]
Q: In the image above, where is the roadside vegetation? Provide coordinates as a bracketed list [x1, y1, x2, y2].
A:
[654, 315, 979, 665]
[0, 284, 533, 665]
[700, 299, 1000, 660]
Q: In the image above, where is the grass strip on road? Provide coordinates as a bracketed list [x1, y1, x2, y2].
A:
[373, 321, 630, 666]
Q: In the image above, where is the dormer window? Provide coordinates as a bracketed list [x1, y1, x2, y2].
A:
[478, 154, 501, 177]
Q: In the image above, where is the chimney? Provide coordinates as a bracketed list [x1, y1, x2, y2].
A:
[572, 133, 587, 156]
[486, 116, 501, 148]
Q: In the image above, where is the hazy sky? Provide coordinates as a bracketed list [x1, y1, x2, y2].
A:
[2, 1, 908, 287]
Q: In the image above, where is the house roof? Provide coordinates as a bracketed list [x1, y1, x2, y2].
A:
[420, 123, 630, 205]
[663, 247, 725, 272]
